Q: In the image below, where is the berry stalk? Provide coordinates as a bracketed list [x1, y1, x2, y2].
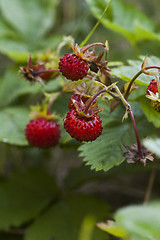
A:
[37, 69, 60, 74]
[124, 69, 143, 99]
[128, 106, 143, 159]
[125, 65, 160, 99]
[115, 86, 144, 159]
[81, 43, 106, 53]
[84, 88, 107, 114]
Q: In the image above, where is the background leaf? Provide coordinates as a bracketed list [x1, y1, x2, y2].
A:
[143, 138, 160, 157]
[25, 194, 109, 240]
[115, 202, 160, 240]
[111, 55, 160, 87]
[0, 107, 30, 146]
[140, 96, 160, 128]
[0, 0, 61, 61]
[86, 0, 158, 44]
[0, 0, 59, 42]
[97, 220, 127, 238]
[0, 167, 59, 230]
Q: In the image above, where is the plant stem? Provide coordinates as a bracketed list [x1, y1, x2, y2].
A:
[145, 66, 160, 71]
[125, 65, 160, 99]
[84, 88, 106, 113]
[38, 69, 60, 74]
[144, 161, 157, 204]
[79, 0, 112, 48]
[81, 43, 106, 53]
[128, 107, 143, 159]
[124, 69, 143, 98]
[115, 86, 144, 159]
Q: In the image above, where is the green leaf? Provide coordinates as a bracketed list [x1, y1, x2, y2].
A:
[0, 20, 18, 38]
[78, 102, 155, 171]
[111, 57, 151, 86]
[0, 0, 60, 42]
[52, 92, 72, 117]
[111, 55, 160, 87]
[25, 194, 109, 240]
[0, 39, 30, 62]
[115, 202, 160, 240]
[143, 138, 160, 157]
[0, 167, 58, 230]
[0, 107, 29, 146]
[97, 220, 127, 238]
[86, 0, 157, 44]
[63, 165, 106, 190]
[140, 97, 160, 128]
[0, 35, 62, 62]
[79, 123, 134, 171]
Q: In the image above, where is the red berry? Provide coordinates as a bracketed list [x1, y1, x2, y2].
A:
[68, 93, 97, 110]
[25, 119, 60, 148]
[63, 109, 103, 142]
[146, 79, 160, 111]
[58, 53, 89, 81]
[147, 79, 158, 95]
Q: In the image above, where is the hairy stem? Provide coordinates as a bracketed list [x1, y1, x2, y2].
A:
[84, 88, 106, 113]
[124, 69, 143, 99]
[145, 66, 160, 71]
[125, 65, 160, 99]
[81, 43, 106, 53]
[115, 86, 144, 159]
[128, 107, 143, 159]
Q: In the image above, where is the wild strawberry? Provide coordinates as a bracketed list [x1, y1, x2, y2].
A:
[58, 53, 89, 81]
[68, 93, 97, 110]
[146, 79, 160, 112]
[64, 109, 103, 142]
[147, 79, 158, 95]
[25, 119, 60, 148]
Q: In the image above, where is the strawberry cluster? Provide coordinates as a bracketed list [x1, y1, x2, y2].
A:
[19, 41, 158, 167]
[21, 41, 110, 147]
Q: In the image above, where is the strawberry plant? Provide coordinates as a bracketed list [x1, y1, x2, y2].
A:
[1, 0, 160, 240]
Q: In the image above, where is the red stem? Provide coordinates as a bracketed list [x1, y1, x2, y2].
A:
[81, 43, 106, 53]
[84, 88, 106, 113]
[37, 69, 60, 74]
[125, 65, 160, 99]
[145, 66, 160, 70]
[128, 106, 143, 159]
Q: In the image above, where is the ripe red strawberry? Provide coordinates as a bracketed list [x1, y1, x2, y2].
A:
[58, 53, 89, 81]
[63, 109, 103, 142]
[25, 119, 60, 148]
[68, 93, 97, 110]
[147, 79, 158, 95]
[146, 79, 160, 112]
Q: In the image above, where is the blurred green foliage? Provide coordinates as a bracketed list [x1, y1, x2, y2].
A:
[0, 0, 160, 240]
